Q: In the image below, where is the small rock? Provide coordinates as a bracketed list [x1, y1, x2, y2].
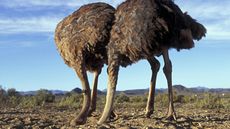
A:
[9, 124, 24, 129]
[24, 117, 32, 124]
[98, 124, 110, 129]
[144, 127, 153, 129]
[119, 126, 133, 129]
[198, 123, 203, 128]
[61, 126, 67, 129]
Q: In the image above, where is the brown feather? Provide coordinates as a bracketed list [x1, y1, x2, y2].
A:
[54, 3, 115, 72]
[108, 0, 196, 67]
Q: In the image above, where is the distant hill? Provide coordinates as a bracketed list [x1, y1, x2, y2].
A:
[119, 85, 230, 95]
[50, 90, 68, 95]
[115, 88, 164, 95]
[20, 91, 37, 96]
[71, 87, 105, 95]
[71, 87, 82, 94]
[173, 85, 230, 95]
[19, 85, 230, 96]
[122, 89, 149, 95]
[19, 90, 67, 96]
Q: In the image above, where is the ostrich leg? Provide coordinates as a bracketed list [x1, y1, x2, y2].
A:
[145, 57, 160, 118]
[88, 68, 102, 115]
[70, 59, 91, 125]
[98, 58, 119, 124]
[162, 48, 176, 120]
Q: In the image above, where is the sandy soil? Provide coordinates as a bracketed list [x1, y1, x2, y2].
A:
[0, 103, 230, 129]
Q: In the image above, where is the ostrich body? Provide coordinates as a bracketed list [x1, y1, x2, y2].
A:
[98, 0, 206, 124]
[54, 3, 115, 125]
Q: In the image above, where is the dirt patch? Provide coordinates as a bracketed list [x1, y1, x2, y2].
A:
[0, 103, 229, 129]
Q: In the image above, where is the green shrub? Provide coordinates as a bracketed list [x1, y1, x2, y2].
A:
[0, 87, 7, 105]
[34, 89, 55, 105]
[8, 96, 21, 107]
[174, 95, 185, 103]
[19, 96, 37, 108]
[7, 88, 20, 97]
[58, 93, 82, 108]
[183, 95, 198, 103]
[130, 95, 147, 103]
[155, 93, 168, 107]
[116, 93, 130, 103]
[195, 93, 224, 109]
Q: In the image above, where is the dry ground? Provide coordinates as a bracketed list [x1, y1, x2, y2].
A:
[0, 103, 230, 129]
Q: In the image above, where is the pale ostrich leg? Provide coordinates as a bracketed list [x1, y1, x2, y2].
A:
[98, 56, 119, 124]
[71, 59, 91, 125]
[145, 57, 160, 118]
[89, 68, 102, 114]
[89, 67, 118, 118]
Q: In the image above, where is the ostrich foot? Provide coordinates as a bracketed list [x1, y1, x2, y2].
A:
[109, 110, 118, 121]
[97, 110, 118, 125]
[145, 110, 153, 118]
[70, 115, 87, 126]
[88, 108, 96, 116]
[166, 112, 177, 121]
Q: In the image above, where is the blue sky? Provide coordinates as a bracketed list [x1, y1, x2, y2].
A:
[0, 0, 229, 91]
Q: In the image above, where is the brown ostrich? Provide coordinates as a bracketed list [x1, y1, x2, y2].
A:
[145, 11, 207, 118]
[98, 0, 206, 124]
[54, 3, 115, 125]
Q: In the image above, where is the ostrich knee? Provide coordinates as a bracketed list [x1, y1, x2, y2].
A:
[163, 61, 172, 76]
[162, 49, 173, 94]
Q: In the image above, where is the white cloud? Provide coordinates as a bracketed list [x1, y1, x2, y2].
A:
[1, 0, 83, 8]
[0, 40, 41, 48]
[205, 20, 230, 40]
[0, 0, 125, 34]
[0, 17, 61, 34]
[1, 0, 230, 41]
[0, 0, 124, 8]
[176, 0, 230, 41]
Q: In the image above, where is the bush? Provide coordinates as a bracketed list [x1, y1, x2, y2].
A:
[183, 95, 198, 103]
[34, 89, 55, 105]
[130, 95, 147, 103]
[195, 93, 224, 109]
[0, 87, 7, 105]
[174, 95, 185, 103]
[116, 93, 130, 103]
[155, 93, 168, 107]
[19, 96, 37, 108]
[58, 93, 82, 108]
[7, 88, 20, 97]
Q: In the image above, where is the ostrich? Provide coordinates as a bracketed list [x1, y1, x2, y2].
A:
[98, 0, 206, 124]
[145, 11, 207, 118]
[54, 3, 115, 125]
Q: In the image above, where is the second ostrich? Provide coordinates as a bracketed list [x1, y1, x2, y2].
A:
[98, 0, 206, 124]
[145, 11, 206, 118]
[54, 3, 115, 125]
